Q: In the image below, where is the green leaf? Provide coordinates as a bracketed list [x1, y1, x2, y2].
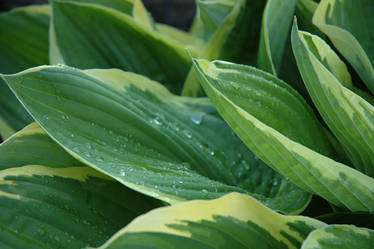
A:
[0, 78, 33, 140]
[94, 193, 326, 249]
[50, 0, 191, 94]
[182, 0, 266, 97]
[292, 21, 374, 177]
[258, 0, 296, 75]
[196, 0, 236, 38]
[313, 0, 374, 94]
[0, 5, 50, 139]
[2, 66, 311, 214]
[0, 123, 81, 170]
[193, 58, 374, 212]
[295, 0, 323, 36]
[0, 124, 161, 249]
[301, 225, 374, 249]
[155, 23, 205, 54]
[0, 5, 50, 74]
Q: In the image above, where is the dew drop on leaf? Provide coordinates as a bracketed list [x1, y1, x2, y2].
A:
[190, 113, 203, 125]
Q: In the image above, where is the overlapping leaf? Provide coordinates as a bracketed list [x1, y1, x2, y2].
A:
[2, 66, 310, 214]
[0, 5, 50, 138]
[193, 58, 374, 212]
[313, 0, 374, 94]
[301, 225, 374, 249]
[292, 21, 374, 177]
[182, 0, 266, 96]
[50, 0, 191, 94]
[0, 123, 160, 249]
[258, 0, 296, 75]
[94, 193, 326, 249]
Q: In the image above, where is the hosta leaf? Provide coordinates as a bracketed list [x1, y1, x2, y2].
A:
[2, 66, 310, 214]
[0, 124, 160, 249]
[0, 5, 49, 139]
[94, 193, 326, 249]
[62, 0, 154, 28]
[0, 165, 160, 249]
[0, 5, 50, 74]
[292, 21, 374, 177]
[301, 225, 374, 249]
[0, 123, 80, 170]
[182, 0, 266, 97]
[196, 0, 235, 38]
[295, 0, 323, 36]
[313, 0, 374, 94]
[193, 58, 374, 212]
[50, 0, 191, 94]
[155, 23, 205, 54]
[258, 0, 296, 75]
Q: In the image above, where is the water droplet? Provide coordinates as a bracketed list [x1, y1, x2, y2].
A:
[54, 235, 60, 241]
[202, 189, 208, 193]
[73, 147, 79, 153]
[86, 143, 92, 149]
[61, 115, 68, 120]
[183, 130, 192, 139]
[179, 180, 184, 184]
[191, 113, 204, 125]
[85, 152, 92, 158]
[96, 156, 104, 162]
[43, 115, 49, 120]
[210, 150, 215, 156]
[70, 134, 75, 138]
[152, 116, 163, 125]
[108, 130, 113, 134]
[120, 169, 126, 177]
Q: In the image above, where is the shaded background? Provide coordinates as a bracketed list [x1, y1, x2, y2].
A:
[0, 0, 196, 30]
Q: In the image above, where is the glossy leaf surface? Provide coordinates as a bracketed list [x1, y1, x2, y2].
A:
[193, 58, 374, 212]
[95, 193, 326, 249]
[2, 66, 310, 214]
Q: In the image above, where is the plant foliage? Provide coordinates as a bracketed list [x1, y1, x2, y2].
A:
[0, 0, 373, 248]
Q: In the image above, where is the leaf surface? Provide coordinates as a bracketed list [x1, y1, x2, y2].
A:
[0, 5, 49, 138]
[94, 193, 326, 249]
[292, 21, 374, 177]
[193, 58, 374, 212]
[50, 0, 191, 93]
[313, 0, 374, 93]
[0, 124, 160, 249]
[301, 225, 374, 249]
[258, 0, 296, 75]
[2, 66, 310, 214]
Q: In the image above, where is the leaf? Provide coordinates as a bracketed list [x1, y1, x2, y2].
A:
[257, 0, 296, 75]
[301, 225, 374, 249]
[0, 78, 33, 139]
[291, 20, 374, 177]
[2, 66, 310, 214]
[50, 0, 191, 94]
[313, 0, 374, 94]
[193, 58, 374, 212]
[295, 0, 323, 36]
[0, 124, 161, 249]
[155, 23, 205, 54]
[0, 123, 81, 170]
[94, 193, 326, 249]
[182, 0, 266, 97]
[0, 5, 49, 139]
[196, 0, 236, 38]
[0, 5, 50, 74]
